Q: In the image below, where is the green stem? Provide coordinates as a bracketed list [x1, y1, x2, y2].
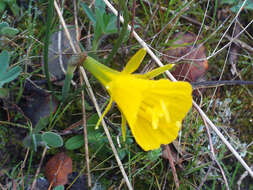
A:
[82, 56, 119, 86]
[43, 0, 54, 90]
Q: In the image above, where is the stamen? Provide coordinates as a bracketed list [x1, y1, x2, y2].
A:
[152, 111, 159, 129]
[160, 100, 171, 123]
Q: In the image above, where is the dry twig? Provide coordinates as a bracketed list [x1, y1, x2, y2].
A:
[165, 145, 179, 189]
[31, 147, 47, 190]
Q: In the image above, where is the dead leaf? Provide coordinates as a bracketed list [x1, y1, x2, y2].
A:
[42, 26, 80, 84]
[22, 91, 58, 126]
[163, 32, 208, 82]
[45, 152, 72, 187]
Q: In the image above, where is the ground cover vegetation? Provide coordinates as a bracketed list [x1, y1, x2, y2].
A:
[0, 0, 253, 189]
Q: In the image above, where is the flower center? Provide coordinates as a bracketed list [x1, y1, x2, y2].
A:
[138, 99, 171, 130]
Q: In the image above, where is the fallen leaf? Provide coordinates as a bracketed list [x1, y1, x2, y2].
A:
[163, 32, 208, 82]
[45, 152, 72, 187]
[42, 27, 80, 84]
[22, 92, 58, 126]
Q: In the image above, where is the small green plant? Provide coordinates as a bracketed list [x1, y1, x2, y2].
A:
[65, 114, 107, 150]
[0, 50, 21, 98]
[221, 0, 253, 12]
[81, 0, 118, 51]
[0, 22, 19, 38]
[23, 117, 64, 151]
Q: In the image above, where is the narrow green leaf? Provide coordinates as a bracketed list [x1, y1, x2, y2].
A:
[42, 132, 63, 148]
[43, 0, 54, 90]
[34, 117, 50, 134]
[80, 2, 96, 25]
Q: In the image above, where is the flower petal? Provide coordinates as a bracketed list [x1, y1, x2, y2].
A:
[121, 113, 127, 142]
[142, 64, 174, 79]
[122, 48, 147, 74]
[126, 80, 192, 151]
[95, 97, 113, 129]
[107, 75, 149, 125]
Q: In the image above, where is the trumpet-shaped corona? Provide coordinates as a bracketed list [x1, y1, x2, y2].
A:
[82, 49, 192, 151]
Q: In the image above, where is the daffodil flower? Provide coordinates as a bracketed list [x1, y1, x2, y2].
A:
[82, 49, 192, 151]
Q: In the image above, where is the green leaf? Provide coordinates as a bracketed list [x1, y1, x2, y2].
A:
[0, 22, 9, 30]
[23, 134, 44, 151]
[146, 148, 162, 162]
[42, 132, 63, 148]
[34, 117, 50, 134]
[0, 66, 22, 88]
[80, 2, 96, 25]
[0, 50, 21, 88]
[95, 0, 106, 14]
[0, 88, 8, 98]
[0, 50, 9, 76]
[104, 15, 117, 34]
[221, 0, 236, 5]
[87, 114, 99, 127]
[65, 135, 84, 150]
[0, 26, 19, 36]
[245, 2, 253, 10]
[53, 186, 64, 190]
[0, 2, 6, 13]
[7, 1, 19, 16]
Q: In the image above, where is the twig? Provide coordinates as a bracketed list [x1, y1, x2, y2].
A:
[228, 18, 242, 79]
[31, 147, 47, 190]
[202, 118, 229, 190]
[103, 0, 253, 178]
[80, 65, 91, 187]
[0, 183, 6, 190]
[54, 1, 133, 189]
[73, 0, 91, 186]
[237, 166, 253, 190]
[165, 145, 179, 189]
[191, 80, 253, 89]
[197, 161, 215, 190]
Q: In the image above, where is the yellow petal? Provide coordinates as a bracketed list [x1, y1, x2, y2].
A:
[122, 48, 147, 74]
[142, 64, 174, 79]
[109, 77, 192, 151]
[107, 75, 149, 125]
[121, 113, 127, 142]
[95, 97, 113, 129]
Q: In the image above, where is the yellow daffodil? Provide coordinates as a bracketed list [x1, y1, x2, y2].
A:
[82, 49, 192, 151]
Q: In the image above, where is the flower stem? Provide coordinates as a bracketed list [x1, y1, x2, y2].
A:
[82, 56, 120, 86]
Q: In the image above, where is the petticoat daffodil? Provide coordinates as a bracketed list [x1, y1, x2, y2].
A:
[82, 49, 192, 151]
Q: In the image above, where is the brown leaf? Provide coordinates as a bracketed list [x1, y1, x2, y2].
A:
[45, 152, 72, 187]
[163, 32, 208, 82]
